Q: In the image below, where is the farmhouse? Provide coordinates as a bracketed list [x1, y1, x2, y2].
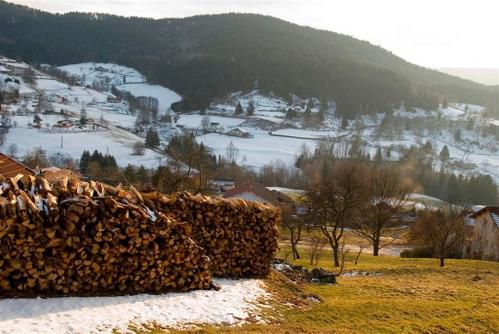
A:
[209, 178, 236, 193]
[467, 207, 499, 261]
[223, 181, 292, 207]
[226, 127, 252, 138]
[0, 152, 35, 179]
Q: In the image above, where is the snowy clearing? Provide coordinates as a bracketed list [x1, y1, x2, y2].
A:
[117, 83, 181, 115]
[2, 116, 163, 168]
[0, 279, 268, 334]
[59, 62, 145, 86]
[198, 129, 316, 168]
[176, 114, 245, 129]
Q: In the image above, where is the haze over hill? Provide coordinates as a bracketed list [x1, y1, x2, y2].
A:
[0, 0, 497, 117]
[439, 68, 499, 86]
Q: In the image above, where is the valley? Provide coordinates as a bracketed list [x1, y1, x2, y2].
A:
[2, 55, 499, 187]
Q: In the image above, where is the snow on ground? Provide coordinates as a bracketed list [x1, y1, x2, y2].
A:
[36, 78, 69, 91]
[199, 129, 316, 168]
[2, 116, 163, 168]
[439, 106, 465, 119]
[272, 128, 343, 139]
[117, 83, 181, 116]
[176, 114, 245, 129]
[267, 187, 305, 194]
[0, 279, 268, 334]
[59, 62, 182, 115]
[59, 62, 145, 86]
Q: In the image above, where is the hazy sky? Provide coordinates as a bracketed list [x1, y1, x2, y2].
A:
[8, 0, 499, 69]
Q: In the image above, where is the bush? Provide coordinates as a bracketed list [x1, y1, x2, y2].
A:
[400, 247, 433, 258]
[132, 141, 145, 155]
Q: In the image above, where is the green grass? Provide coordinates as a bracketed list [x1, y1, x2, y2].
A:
[164, 251, 499, 334]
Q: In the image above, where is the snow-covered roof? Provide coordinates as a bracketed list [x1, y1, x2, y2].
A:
[471, 207, 499, 228]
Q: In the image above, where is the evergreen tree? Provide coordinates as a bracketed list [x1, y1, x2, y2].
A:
[80, 105, 87, 125]
[246, 100, 255, 116]
[454, 128, 462, 142]
[79, 150, 91, 173]
[341, 117, 348, 130]
[145, 128, 160, 148]
[374, 147, 383, 163]
[234, 102, 243, 115]
[33, 114, 42, 126]
[304, 98, 313, 119]
[423, 140, 433, 154]
[439, 145, 450, 161]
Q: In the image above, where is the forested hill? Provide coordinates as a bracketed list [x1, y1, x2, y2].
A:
[0, 1, 497, 116]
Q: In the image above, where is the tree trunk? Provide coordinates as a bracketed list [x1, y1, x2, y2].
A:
[439, 256, 445, 267]
[332, 244, 340, 267]
[373, 242, 379, 256]
[291, 241, 300, 259]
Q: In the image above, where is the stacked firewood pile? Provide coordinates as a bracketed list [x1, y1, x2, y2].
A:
[0, 175, 212, 297]
[143, 192, 280, 278]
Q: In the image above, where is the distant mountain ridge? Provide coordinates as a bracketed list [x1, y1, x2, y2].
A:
[0, 0, 497, 116]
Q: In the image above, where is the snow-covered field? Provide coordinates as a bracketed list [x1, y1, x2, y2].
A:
[59, 63, 182, 115]
[4, 116, 163, 168]
[0, 279, 269, 334]
[0, 57, 180, 167]
[176, 114, 245, 129]
[198, 129, 315, 167]
[59, 62, 145, 86]
[118, 83, 181, 116]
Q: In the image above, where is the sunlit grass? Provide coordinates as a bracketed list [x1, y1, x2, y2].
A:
[165, 250, 499, 334]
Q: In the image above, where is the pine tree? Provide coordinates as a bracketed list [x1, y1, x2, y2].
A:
[33, 114, 42, 126]
[454, 128, 462, 142]
[79, 150, 91, 173]
[305, 98, 313, 119]
[247, 100, 255, 116]
[439, 145, 450, 161]
[341, 117, 348, 130]
[374, 147, 383, 163]
[234, 102, 243, 115]
[145, 128, 160, 148]
[423, 140, 433, 154]
[80, 105, 88, 125]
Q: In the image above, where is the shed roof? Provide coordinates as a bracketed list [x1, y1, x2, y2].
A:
[0, 153, 35, 179]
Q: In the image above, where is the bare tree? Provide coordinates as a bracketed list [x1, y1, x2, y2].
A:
[281, 205, 304, 260]
[21, 67, 36, 85]
[352, 166, 411, 256]
[132, 141, 146, 155]
[304, 162, 367, 267]
[225, 141, 239, 165]
[307, 232, 328, 265]
[410, 206, 465, 267]
[201, 115, 210, 133]
[22, 147, 49, 169]
[7, 144, 18, 158]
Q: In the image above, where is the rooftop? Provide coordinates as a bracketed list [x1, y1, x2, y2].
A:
[0, 153, 35, 179]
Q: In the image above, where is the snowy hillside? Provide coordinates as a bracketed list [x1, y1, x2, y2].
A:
[59, 62, 181, 115]
[0, 56, 171, 168]
[2, 55, 499, 185]
[175, 92, 499, 183]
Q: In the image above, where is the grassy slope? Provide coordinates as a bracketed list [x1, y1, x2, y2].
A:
[167, 253, 499, 334]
